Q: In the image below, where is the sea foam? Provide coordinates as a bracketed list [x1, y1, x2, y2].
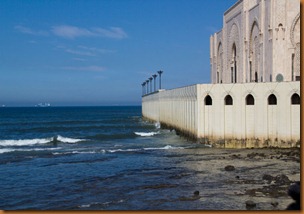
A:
[134, 132, 159, 137]
[0, 135, 86, 147]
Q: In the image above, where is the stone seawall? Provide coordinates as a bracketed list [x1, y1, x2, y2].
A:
[142, 82, 300, 148]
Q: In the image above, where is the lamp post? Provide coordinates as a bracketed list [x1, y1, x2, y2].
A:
[146, 80, 149, 94]
[149, 77, 153, 93]
[152, 74, 157, 92]
[157, 70, 163, 89]
[142, 82, 146, 96]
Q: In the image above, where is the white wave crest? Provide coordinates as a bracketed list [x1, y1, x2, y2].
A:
[154, 122, 161, 129]
[0, 147, 61, 154]
[0, 148, 15, 154]
[56, 135, 85, 143]
[134, 132, 159, 137]
[0, 138, 53, 146]
[107, 148, 140, 153]
[144, 145, 184, 150]
[106, 145, 184, 153]
[0, 135, 85, 147]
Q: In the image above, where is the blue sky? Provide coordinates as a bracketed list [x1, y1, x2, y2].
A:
[0, 0, 236, 106]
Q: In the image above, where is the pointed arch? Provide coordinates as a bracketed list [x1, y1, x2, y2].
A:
[228, 23, 240, 83]
[204, 95, 212, 106]
[249, 21, 260, 83]
[268, 94, 277, 105]
[246, 94, 255, 105]
[225, 95, 233, 105]
[217, 42, 223, 83]
[291, 93, 300, 105]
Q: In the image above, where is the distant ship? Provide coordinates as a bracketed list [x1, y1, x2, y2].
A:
[35, 103, 51, 107]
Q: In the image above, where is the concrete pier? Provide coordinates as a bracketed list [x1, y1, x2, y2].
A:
[142, 81, 300, 148]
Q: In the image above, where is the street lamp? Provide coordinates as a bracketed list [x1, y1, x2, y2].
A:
[157, 70, 163, 89]
[142, 82, 146, 96]
[149, 77, 153, 93]
[146, 80, 149, 94]
[152, 74, 157, 92]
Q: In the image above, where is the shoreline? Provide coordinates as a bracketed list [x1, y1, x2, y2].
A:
[176, 147, 300, 210]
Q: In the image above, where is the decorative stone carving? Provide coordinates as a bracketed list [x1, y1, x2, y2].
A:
[290, 12, 300, 46]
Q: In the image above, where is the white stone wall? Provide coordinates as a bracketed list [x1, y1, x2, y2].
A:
[142, 81, 300, 148]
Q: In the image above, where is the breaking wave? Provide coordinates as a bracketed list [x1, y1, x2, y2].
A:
[0, 135, 86, 147]
[134, 132, 159, 137]
[0, 147, 61, 154]
[107, 145, 184, 153]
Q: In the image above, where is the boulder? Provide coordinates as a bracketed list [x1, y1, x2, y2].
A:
[274, 174, 290, 185]
[224, 165, 235, 171]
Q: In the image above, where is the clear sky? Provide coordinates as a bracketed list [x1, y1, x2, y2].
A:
[0, 0, 236, 106]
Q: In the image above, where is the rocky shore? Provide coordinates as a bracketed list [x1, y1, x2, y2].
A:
[175, 147, 301, 210]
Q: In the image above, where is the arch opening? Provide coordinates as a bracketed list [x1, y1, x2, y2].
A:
[291, 93, 300, 105]
[268, 94, 277, 105]
[246, 94, 255, 105]
[205, 95, 212, 106]
[225, 95, 233, 105]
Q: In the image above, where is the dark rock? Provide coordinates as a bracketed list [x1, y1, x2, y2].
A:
[245, 200, 256, 209]
[288, 181, 300, 203]
[179, 191, 201, 201]
[286, 202, 300, 210]
[271, 201, 279, 207]
[193, 191, 200, 196]
[224, 165, 235, 171]
[274, 174, 290, 185]
[262, 174, 274, 183]
[235, 175, 240, 179]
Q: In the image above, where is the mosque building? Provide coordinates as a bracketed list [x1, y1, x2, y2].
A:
[142, 0, 300, 148]
[210, 0, 300, 84]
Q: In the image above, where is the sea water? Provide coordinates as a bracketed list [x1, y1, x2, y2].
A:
[0, 106, 211, 210]
[0, 106, 296, 210]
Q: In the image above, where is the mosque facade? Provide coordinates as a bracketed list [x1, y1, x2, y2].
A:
[210, 0, 300, 84]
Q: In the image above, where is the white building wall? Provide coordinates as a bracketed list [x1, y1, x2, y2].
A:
[142, 81, 300, 148]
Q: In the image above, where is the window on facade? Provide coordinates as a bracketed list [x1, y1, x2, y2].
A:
[246, 94, 255, 105]
[255, 72, 258, 82]
[268, 94, 277, 105]
[292, 54, 295, 81]
[291, 93, 300, 105]
[225, 95, 233, 105]
[205, 95, 212, 106]
[296, 76, 300, 81]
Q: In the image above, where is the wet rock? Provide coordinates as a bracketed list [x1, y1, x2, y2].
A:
[224, 165, 235, 171]
[288, 182, 300, 203]
[230, 154, 241, 159]
[271, 201, 279, 207]
[193, 190, 200, 196]
[286, 182, 300, 211]
[179, 191, 201, 201]
[262, 174, 274, 183]
[274, 174, 290, 185]
[245, 200, 256, 209]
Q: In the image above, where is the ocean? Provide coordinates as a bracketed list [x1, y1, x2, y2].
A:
[0, 106, 298, 210]
[0, 106, 201, 210]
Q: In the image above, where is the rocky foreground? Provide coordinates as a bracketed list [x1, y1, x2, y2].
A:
[176, 147, 301, 210]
